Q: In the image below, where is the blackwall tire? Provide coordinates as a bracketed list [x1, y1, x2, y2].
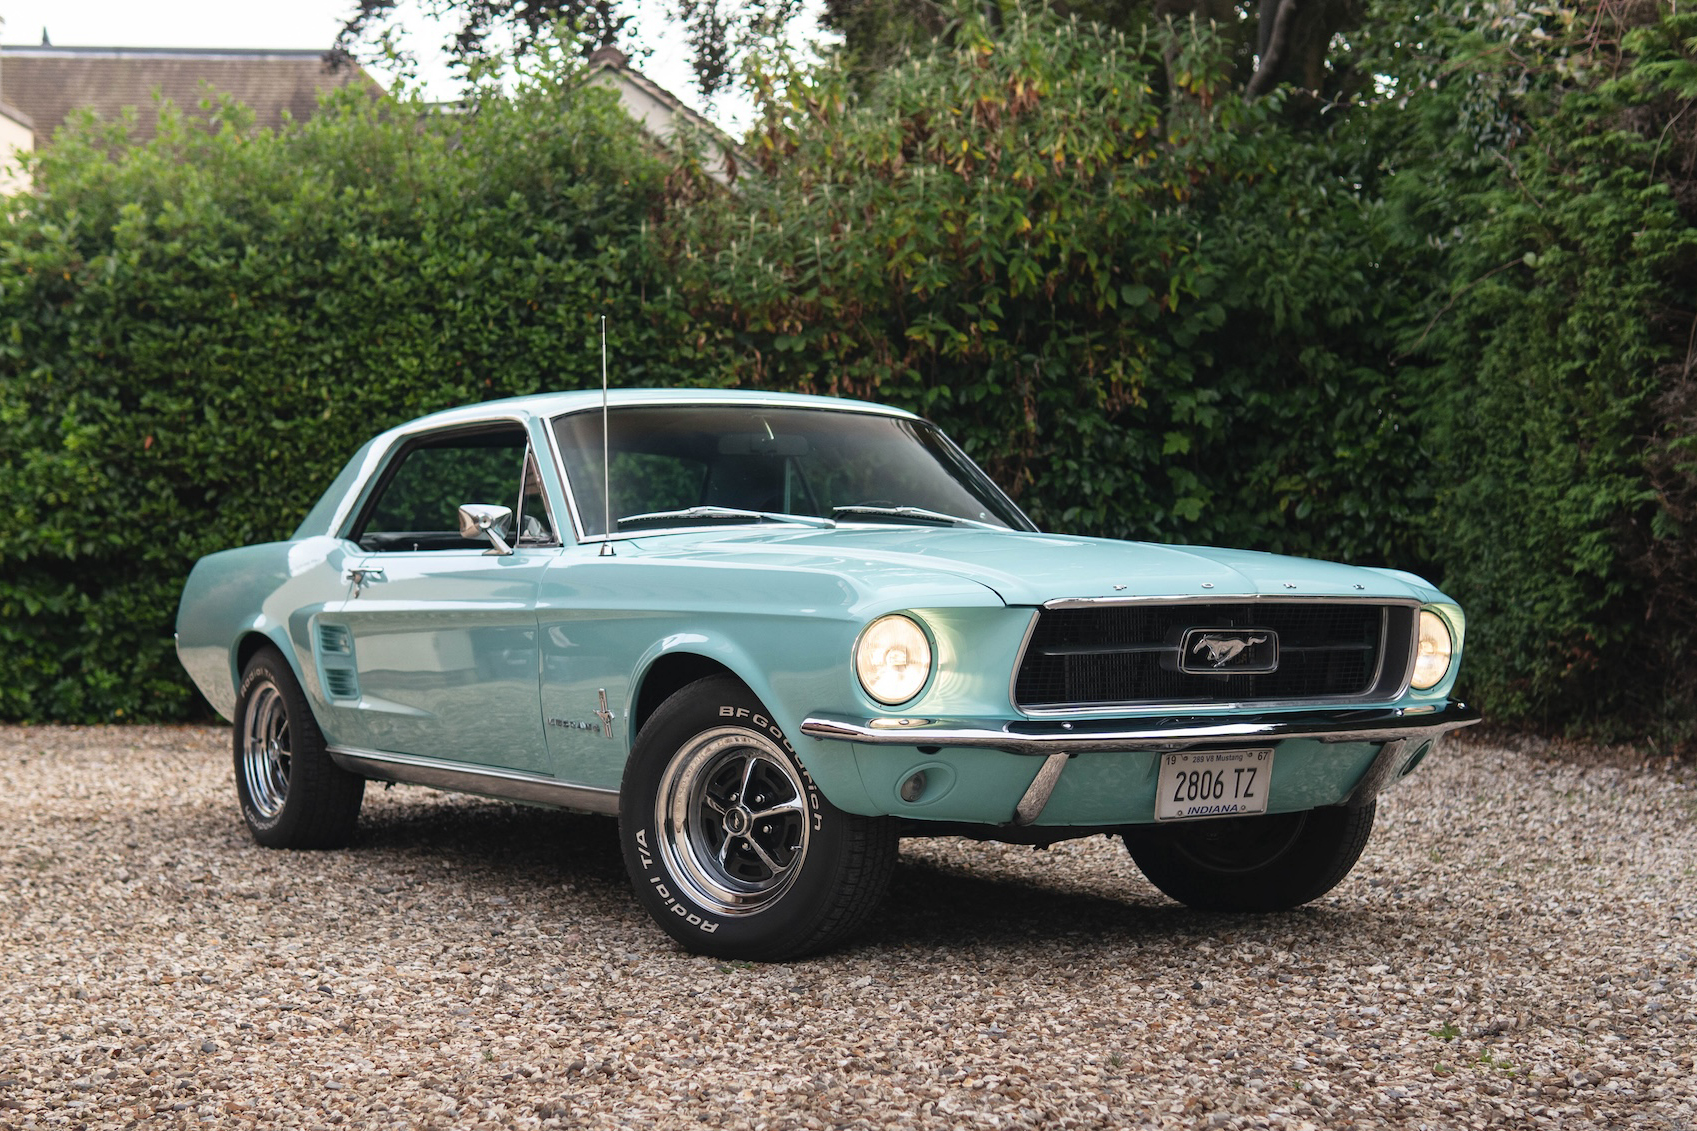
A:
[1122, 803, 1376, 912]
[619, 676, 897, 960]
[234, 647, 365, 849]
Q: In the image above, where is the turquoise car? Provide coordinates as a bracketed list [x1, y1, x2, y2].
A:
[176, 390, 1478, 959]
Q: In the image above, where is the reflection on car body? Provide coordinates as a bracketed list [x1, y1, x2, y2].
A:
[177, 389, 1479, 959]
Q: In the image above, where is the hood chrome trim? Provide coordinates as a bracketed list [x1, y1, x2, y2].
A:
[1043, 595, 1422, 609]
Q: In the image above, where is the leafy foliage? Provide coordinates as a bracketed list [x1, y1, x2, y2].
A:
[1369, 2, 1697, 744]
[4, 1, 1694, 750]
[334, 0, 632, 77]
[0, 64, 718, 721]
[667, 12, 1427, 562]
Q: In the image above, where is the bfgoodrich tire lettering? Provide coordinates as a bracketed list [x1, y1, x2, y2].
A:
[1122, 803, 1376, 912]
[619, 676, 896, 960]
[233, 646, 365, 850]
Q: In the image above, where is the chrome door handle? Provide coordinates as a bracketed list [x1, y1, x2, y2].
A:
[346, 567, 386, 587]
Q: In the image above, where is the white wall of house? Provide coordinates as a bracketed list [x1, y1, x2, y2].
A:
[0, 107, 32, 195]
[586, 51, 738, 186]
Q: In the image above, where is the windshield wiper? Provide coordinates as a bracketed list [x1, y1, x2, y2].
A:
[616, 506, 836, 530]
[831, 505, 999, 529]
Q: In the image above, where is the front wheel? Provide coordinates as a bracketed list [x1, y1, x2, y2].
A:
[619, 676, 896, 960]
[1122, 803, 1376, 912]
[234, 647, 365, 849]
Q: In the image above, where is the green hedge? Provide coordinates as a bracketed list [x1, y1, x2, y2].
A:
[663, 6, 1695, 747]
[2, 8, 1692, 749]
[1382, 9, 1697, 742]
[0, 73, 720, 721]
[666, 15, 1429, 566]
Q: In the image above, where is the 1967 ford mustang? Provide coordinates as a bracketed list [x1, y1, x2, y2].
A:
[176, 389, 1479, 959]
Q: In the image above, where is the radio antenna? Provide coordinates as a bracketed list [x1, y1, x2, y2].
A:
[599, 315, 615, 556]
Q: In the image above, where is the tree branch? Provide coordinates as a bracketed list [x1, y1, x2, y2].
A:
[1392, 257, 1526, 364]
[1246, 0, 1299, 99]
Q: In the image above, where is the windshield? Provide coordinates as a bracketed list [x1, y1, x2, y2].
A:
[553, 405, 1034, 538]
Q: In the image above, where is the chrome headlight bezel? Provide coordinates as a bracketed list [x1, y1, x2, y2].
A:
[1411, 608, 1455, 691]
[854, 614, 934, 706]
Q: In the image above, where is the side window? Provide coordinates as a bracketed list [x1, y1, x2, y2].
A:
[353, 427, 528, 552]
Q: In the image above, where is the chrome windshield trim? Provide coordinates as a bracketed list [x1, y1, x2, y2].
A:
[799, 702, 1481, 756]
[327, 746, 620, 815]
[536, 412, 589, 546]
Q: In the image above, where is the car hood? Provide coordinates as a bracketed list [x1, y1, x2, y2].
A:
[626, 526, 1436, 608]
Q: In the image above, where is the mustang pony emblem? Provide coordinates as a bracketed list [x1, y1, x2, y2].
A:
[1190, 633, 1271, 669]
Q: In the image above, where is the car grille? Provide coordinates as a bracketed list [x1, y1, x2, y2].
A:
[1013, 602, 1415, 710]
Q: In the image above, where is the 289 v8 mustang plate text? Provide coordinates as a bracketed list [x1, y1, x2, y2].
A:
[1155, 748, 1273, 821]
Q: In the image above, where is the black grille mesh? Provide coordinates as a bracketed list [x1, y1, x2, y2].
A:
[1014, 603, 1403, 709]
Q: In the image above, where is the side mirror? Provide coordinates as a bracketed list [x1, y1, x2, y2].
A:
[457, 504, 514, 556]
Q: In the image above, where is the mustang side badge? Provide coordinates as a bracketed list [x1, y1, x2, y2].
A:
[1180, 629, 1280, 674]
[549, 689, 616, 738]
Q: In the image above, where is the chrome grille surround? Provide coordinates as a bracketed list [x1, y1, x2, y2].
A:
[1012, 596, 1419, 714]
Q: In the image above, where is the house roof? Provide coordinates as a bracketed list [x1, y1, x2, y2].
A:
[0, 45, 379, 144]
[585, 46, 730, 145]
[584, 45, 739, 184]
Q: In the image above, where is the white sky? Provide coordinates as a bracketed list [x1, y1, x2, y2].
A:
[0, 0, 801, 132]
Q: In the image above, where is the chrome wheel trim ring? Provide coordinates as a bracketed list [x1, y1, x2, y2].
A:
[240, 680, 291, 820]
[655, 726, 812, 917]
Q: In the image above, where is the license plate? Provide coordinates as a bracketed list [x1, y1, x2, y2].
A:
[1155, 748, 1273, 821]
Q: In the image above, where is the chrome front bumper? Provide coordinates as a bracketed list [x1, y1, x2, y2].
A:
[800, 701, 1481, 825]
[799, 701, 1482, 756]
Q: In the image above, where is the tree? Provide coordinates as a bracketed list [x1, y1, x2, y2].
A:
[333, 0, 1367, 112]
[334, 0, 632, 78]
[817, 0, 1367, 103]
[664, 11, 1425, 560]
[332, 0, 806, 100]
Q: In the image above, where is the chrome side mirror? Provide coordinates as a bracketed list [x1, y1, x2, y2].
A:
[458, 503, 514, 556]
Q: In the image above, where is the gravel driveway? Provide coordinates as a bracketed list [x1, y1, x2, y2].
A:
[2, 726, 1692, 1130]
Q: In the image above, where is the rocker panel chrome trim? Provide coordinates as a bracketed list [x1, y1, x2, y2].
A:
[328, 746, 620, 815]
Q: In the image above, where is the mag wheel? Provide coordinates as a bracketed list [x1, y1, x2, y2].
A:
[1122, 803, 1376, 912]
[233, 647, 364, 849]
[620, 676, 896, 960]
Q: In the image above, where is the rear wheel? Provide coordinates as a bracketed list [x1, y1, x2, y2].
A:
[619, 676, 896, 960]
[234, 647, 364, 849]
[1122, 803, 1376, 912]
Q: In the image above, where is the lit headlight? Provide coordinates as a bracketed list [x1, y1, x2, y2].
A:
[1411, 609, 1454, 690]
[855, 615, 933, 705]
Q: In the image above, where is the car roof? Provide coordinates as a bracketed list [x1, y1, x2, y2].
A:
[381, 388, 920, 441]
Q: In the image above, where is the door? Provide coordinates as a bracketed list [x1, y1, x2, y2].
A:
[323, 422, 560, 773]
